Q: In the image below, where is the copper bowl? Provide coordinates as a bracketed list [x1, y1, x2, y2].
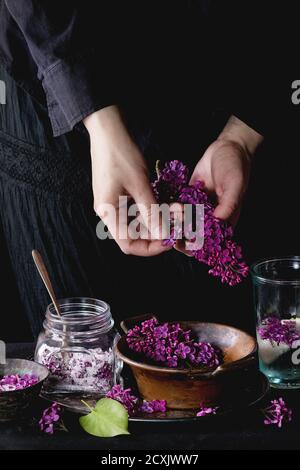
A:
[116, 315, 257, 409]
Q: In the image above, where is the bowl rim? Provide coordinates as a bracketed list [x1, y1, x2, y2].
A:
[116, 321, 257, 375]
[0, 358, 49, 394]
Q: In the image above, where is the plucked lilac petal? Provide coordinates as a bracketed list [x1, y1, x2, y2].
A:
[263, 398, 292, 428]
[39, 402, 62, 434]
[139, 400, 167, 413]
[196, 406, 218, 417]
[107, 385, 167, 415]
[106, 385, 138, 416]
[0, 374, 39, 392]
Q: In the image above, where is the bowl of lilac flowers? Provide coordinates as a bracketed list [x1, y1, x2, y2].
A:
[0, 358, 49, 422]
[116, 315, 256, 410]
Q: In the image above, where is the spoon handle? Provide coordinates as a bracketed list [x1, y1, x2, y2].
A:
[32, 249, 61, 316]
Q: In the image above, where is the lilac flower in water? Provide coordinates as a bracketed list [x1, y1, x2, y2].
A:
[152, 160, 249, 286]
[258, 316, 300, 347]
[196, 405, 219, 417]
[126, 318, 223, 369]
[263, 398, 292, 428]
[0, 374, 39, 392]
[39, 402, 62, 434]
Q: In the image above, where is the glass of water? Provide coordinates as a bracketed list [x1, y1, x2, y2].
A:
[251, 257, 300, 388]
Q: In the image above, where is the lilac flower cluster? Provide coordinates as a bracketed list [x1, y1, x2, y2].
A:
[0, 374, 39, 392]
[37, 345, 114, 394]
[258, 316, 300, 347]
[152, 160, 249, 286]
[106, 385, 167, 416]
[196, 405, 219, 417]
[126, 318, 223, 369]
[106, 385, 138, 416]
[139, 400, 167, 414]
[39, 402, 62, 434]
[263, 398, 292, 428]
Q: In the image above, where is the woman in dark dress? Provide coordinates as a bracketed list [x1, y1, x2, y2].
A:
[0, 1, 264, 339]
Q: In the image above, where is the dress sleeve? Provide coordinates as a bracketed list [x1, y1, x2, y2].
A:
[4, 0, 118, 136]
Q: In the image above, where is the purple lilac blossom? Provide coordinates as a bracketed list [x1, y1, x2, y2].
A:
[106, 385, 167, 416]
[126, 318, 223, 369]
[263, 398, 292, 428]
[106, 385, 138, 416]
[258, 316, 300, 347]
[152, 160, 248, 286]
[196, 405, 219, 417]
[0, 374, 39, 392]
[39, 402, 62, 434]
[139, 400, 167, 414]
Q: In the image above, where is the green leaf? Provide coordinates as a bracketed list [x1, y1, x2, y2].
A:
[79, 398, 130, 438]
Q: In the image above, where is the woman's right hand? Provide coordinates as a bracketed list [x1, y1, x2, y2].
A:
[84, 106, 170, 256]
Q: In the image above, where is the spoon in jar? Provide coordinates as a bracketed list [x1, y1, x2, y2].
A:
[32, 249, 61, 317]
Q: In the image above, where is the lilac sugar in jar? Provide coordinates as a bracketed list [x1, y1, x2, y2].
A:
[34, 298, 122, 395]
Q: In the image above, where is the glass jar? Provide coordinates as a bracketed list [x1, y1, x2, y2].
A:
[35, 298, 122, 395]
[251, 257, 300, 388]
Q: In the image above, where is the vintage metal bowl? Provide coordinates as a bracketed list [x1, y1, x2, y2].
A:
[0, 358, 49, 422]
[116, 315, 257, 409]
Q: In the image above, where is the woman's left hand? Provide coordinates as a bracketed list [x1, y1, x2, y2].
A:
[175, 116, 263, 255]
[190, 138, 250, 226]
[191, 116, 264, 226]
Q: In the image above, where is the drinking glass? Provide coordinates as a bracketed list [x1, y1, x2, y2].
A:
[251, 257, 300, 388]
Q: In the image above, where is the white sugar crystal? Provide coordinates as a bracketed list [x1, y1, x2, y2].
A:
[36, 343, 115, 393]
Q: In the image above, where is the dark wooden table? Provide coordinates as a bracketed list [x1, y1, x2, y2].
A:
[1, 343, 300, 450]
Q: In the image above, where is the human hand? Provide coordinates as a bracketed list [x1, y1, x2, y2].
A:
[84, 106, 170, 256]
[175, 116, 263, 255]
[191, 116, 264, 225]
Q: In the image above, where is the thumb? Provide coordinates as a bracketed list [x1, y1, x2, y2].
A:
[213, 186, 241, 221]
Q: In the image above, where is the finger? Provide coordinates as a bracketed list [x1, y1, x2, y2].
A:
[132, 181, 168, 239]
[189, 169, 206, 187]
[213, 189, 241, 221]
[122, 239, 172, 257]
[174, 239, 194, 257]
[97, 199, 171, 256]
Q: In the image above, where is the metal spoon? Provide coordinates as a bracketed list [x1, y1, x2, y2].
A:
[32, 249, 61, 316]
